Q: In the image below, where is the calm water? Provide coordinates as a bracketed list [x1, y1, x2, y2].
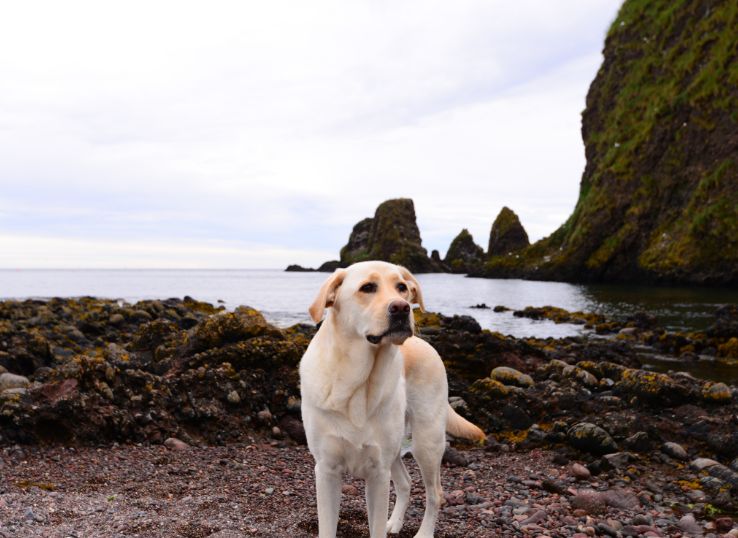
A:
[1, 269, 737, 339]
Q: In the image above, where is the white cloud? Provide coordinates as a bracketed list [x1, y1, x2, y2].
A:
[0, 0, 622, 267]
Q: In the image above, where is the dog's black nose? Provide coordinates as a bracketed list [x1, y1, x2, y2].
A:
[388, 300, 410, 315]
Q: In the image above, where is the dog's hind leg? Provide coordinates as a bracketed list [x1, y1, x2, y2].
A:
[365, 469, 391, 538]
[386, 454, 411, 534]
[315, 463, 342, 538]
[411, 426, 445, 538]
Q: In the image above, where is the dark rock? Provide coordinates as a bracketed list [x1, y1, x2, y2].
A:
[442, 446, 469, 467]
[567, 422, 618, 455]
[624, 431, 653, 452]
[284, 264, 315, 272]
[279, 415, 307, 445]
[317, 260, 343, 272]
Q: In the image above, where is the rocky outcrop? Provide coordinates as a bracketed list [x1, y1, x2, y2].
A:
[487, 207, 529, 256]
[337, 199, 442, 273]
[444, 229, 484, 273]
[482, 0, 738, 285]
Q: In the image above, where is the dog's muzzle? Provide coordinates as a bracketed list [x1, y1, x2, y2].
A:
[366, 300, 412, 345]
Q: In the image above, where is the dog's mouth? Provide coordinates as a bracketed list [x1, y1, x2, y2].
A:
[366, 324, 413, 345]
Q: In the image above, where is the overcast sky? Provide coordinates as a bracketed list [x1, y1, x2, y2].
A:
[0, 0, 622, 269]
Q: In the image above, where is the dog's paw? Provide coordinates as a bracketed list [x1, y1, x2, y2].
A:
[386, 518, 403, 534]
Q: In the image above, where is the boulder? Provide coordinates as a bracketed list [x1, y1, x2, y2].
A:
[490, 366, 534, 388]
[568, 422, 618, 455]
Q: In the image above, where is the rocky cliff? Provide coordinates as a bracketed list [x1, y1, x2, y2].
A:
[336, 198, 442, 273]
[483, 0, 738, 285]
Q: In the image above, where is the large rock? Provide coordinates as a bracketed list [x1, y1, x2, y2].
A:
[482, 0, 738, 285]
[567, 422, 618, 455]
[487, 207, 529, 256]
[444, 229, 484, 273]
[337, 199, 442, 273]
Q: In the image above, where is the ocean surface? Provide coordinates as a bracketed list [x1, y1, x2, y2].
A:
[2, 269, 737, 339]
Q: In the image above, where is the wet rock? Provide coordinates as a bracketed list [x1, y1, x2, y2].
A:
[568, 423, 618, 455]
[490, 366, 534, 388]
[660, 441, 688, 460]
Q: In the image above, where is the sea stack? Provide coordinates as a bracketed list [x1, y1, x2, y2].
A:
[444, 229, 484, 273]
[488, 207, 529, 256]
[338, 198, 441, 273]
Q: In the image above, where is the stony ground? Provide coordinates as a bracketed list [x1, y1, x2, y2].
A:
[1, 440, 737, 538]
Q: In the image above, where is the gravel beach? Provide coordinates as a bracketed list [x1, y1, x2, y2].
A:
[1, 440, 737, 537]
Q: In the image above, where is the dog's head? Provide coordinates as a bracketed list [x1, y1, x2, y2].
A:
[308, 261, 424, 346]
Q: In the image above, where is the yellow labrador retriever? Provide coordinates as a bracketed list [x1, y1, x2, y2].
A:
[300, 261, 485, 538]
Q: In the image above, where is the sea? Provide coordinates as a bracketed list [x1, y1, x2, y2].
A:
[1, 269, 736, 339]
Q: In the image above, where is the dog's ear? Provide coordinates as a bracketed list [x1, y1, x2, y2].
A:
[308, 269, 347, 323]
[398, 266, 425, 312]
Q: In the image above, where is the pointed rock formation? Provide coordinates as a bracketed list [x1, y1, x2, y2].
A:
[338, 198, 441, 273]
[444, 229, 484, 273]
[488, 207, 529, 256]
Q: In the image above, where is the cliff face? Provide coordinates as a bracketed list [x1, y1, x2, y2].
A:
[485, 0, 738, 285]
[338, 198, 441, 273]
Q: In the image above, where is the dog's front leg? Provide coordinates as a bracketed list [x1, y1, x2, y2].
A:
[315, 463, 342, 538]
[365, 469, 391, 538]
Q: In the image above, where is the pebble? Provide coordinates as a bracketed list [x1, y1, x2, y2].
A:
[679, 513, 703, 535]
[444, 490, 465, 506]
[341, 484, 358, 496]
[257, 409, 273, 423]
[226, 390, 240, 404]
[661, 441, 688, 460]
[715, 517, 734, 532]
[0, 373, 30, 392]
[520, 509, 546, 525]
[571, 463, 591, 481]
[163, 437, 189, 451]
[691, 457, 719, 470]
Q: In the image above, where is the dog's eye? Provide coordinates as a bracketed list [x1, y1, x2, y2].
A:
[359, 283, 377, 293]
[397, 283, 408, 293]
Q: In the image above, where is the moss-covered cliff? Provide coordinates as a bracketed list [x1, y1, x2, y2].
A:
[483, 0, 738, 285]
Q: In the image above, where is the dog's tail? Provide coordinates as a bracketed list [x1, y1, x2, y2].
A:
[446, 404, 485, 441]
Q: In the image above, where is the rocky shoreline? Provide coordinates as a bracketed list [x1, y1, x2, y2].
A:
[1, 297, 738, 536]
